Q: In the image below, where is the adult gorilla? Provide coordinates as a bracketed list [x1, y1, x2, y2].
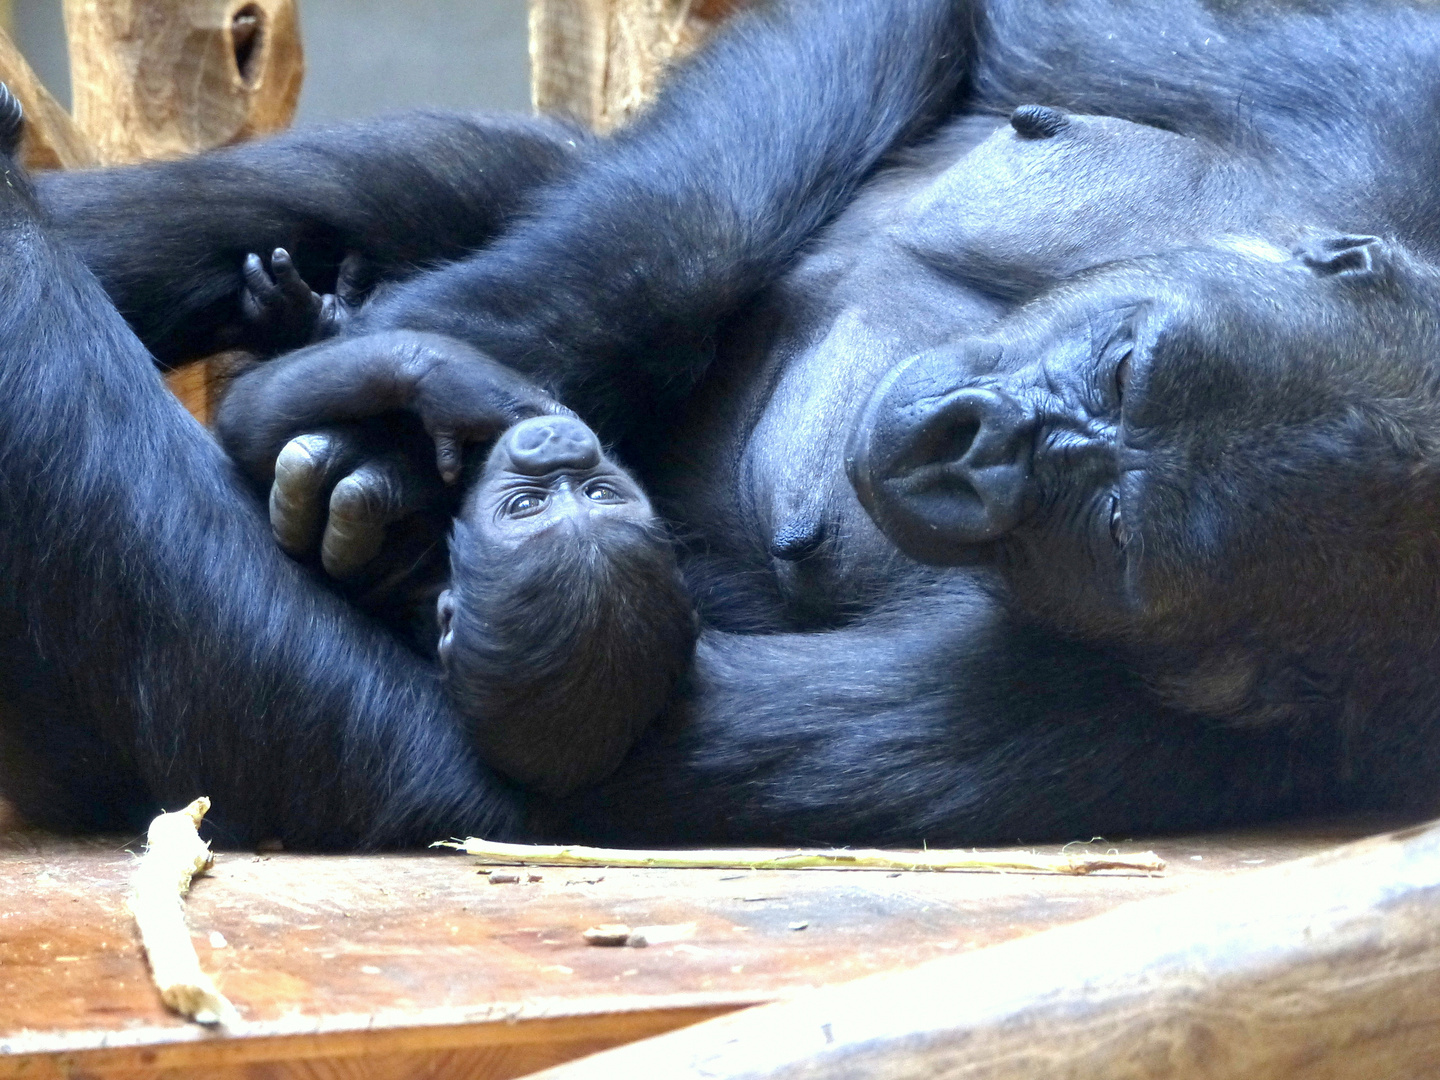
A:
[7, 0, 1440, 847]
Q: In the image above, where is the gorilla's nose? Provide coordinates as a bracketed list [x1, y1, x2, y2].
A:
[847, 353, 1035, 565]
[499, 415, 602, 475]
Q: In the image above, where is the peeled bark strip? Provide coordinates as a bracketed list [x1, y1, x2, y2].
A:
[64, 0, 303, 164]
[530, 0, 745, 130]
[439, 838, 1168, 876]
[128, 796, 240, 1027]
[0, 26, 97, 170]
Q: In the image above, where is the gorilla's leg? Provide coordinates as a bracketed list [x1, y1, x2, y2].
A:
[0, 109, 521, 849]
[34, 112, 589, 366]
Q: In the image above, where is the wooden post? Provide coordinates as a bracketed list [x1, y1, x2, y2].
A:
[0, 28, 97, 171]
[63, 0, 303, 165]
[532, 818, 1440, 1079]
[529, 0, 745, 130]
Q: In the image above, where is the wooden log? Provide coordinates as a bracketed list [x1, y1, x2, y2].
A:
[530, 818, 1440, 1079]
[0, 26, 97, 171]
[63, 0, 303, 165]
[529, 0, 746, 130]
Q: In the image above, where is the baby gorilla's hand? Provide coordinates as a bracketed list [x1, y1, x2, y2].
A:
[239, 248, 369, 353]
[400, 341, 577, 484]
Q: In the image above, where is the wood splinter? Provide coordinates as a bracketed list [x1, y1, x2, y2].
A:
[436, 838, 1166, 876]
[128, 796, 240, 1026]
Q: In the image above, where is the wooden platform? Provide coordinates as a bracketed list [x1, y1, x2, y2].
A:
[0, 819, 1404, 1079]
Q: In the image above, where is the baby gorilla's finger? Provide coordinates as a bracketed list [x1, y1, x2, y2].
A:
[270, 431, 364, 557]
[433, 432, 463, 485]
[335, 250, 373, 307]
[240, 252, 280, 322]
[269, 248, 314, 306]
[320, 453, 441, 579]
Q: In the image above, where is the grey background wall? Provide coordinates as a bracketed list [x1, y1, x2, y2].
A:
[9, 0, 533, 124]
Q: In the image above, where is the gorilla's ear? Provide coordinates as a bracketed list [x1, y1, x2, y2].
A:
[1296, 234, 1388, 278]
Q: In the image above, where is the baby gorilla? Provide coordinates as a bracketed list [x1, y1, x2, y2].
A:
[216, 332, 696, 797]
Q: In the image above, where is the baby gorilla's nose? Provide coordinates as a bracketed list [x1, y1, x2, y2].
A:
[499, 415, 603, 475]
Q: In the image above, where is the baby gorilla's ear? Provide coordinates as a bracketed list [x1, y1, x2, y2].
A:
[1296, 234, 1388, 279]
[0, 83, 23, 161]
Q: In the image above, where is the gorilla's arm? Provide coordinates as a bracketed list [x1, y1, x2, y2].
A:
[330, 0, 981, 438]
[0, 164, 522, 849]
[547, 594, 1326, 846]
[33, 112, 588, 367]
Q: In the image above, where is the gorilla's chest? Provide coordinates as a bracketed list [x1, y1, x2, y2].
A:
[651, 162, 1007, 627]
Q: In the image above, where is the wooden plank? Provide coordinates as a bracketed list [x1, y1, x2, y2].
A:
[0, 819, 1402, 1079]
[63, 0, 303, 165]
[528, 818, 1440, 1080]
[529, 0, 746, 130]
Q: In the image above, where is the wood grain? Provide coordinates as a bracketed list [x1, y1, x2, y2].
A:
[0, 820, 1400, 1080]
[64, 0, 302, 165]
[529, 818, 1440, 1080]
[0, 25, 97, 171]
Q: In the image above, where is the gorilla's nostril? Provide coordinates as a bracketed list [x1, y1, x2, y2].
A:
[894, 410, 980, 476]
[1010, 104, 1069, 140]
[849, 375, 1036, 562]
[503, 415, 602, 475]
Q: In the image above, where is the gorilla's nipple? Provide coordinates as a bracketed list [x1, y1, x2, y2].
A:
[770, 515, 826, 561]
[1010, 105, 1069, 140]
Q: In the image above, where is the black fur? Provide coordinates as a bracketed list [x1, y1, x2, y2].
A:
[10, 0, 1440, 846]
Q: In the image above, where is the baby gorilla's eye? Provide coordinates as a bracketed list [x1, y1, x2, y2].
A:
[585, 483, 624, 503]
[505, 493, 547, 517]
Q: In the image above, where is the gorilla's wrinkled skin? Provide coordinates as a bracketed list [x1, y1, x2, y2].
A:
[7, 0, 1440, 847]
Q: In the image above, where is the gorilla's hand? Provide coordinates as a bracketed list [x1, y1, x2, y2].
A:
[268, 423, 449, 579]
[216, 330, 571, 578]
[240, 248, 370, 354]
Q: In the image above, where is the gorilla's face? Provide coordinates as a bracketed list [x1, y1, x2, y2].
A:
[850, 238, 1440, 655]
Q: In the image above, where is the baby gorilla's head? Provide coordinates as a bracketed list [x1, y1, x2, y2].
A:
[438, 415, 696, 797]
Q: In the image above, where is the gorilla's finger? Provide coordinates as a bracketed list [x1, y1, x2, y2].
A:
[240, 251, 279, 322]
[320, 454, 442, 579]
[433, 432, 463, 485]
[335, 250, 373, 307]
[269, 248, 314, 305]
[270, 431, 364, 557]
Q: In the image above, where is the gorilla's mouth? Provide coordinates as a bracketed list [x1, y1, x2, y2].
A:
[847, 351, 1035, 565]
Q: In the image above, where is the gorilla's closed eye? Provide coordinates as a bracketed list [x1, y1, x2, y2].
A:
[1114, 349, 1134, 404]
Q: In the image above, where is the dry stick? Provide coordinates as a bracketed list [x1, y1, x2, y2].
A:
[435, 838, 1166, 876]
[128, 796, 240, 1026]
